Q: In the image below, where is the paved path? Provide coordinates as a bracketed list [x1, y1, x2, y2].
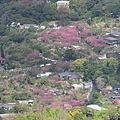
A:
[88, 82, 100, 101]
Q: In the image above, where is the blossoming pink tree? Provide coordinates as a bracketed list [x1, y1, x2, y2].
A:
[70, 99, 85, 107]
[27, 51, 43, 59]
[0, 57, 6, 65]
[34, 88, 41, 95]
[81, 28, 90, 38]
[50, 101, 72, 110]
[40, 26, 81, 47]
[113, 99, 119, 105]
[87, 36, 105, 48]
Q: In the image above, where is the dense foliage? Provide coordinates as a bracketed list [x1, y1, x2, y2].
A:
[0, 1, 120, 120]
[12, 106, 120, 120]
[0, 0, 120, 25]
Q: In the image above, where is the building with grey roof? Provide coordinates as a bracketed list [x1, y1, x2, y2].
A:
[103, 37, 119, 45]
[58, 72, 80, 80]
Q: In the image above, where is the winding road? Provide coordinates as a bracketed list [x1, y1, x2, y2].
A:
[88, 82, 100, 101]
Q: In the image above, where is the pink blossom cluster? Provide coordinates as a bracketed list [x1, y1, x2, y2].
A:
[50, 101, 72, 110]
[49, 79, 56, 83]
[19, 0, 30, 4]
[49, 76, 57, 83]
[0, 57, 5, 61]
[75, 20, 86, 26]
[69, 76, 78, 81]
[81, 28, 90, 37]
[55, 62, 64, 72]
[57, 80, 65, 84]
[40, 26, 81, 47]
[113, 99, 119, 105]
[27, 51, 43, 59]
[34, 88, 41, 94]
[87, 36, 105, 47]
[70, 99, 85, 107]
[41, 92, 54, 101]
[2, 90, 8, 95]
[41, 33, 50, 43]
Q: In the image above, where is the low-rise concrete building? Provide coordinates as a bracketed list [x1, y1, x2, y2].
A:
[56, 1, 70, 9]
[87, 104, 106, 111]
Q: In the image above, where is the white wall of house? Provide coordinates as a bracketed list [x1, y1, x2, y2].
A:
[72, 84, 83, 90]
[56, 1, 70, 9]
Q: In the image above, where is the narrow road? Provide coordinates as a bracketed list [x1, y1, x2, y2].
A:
[88, 82, 100, 101]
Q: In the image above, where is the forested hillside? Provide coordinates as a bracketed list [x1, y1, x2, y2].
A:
[0, 0, 120, 25]
[0, 1, 120, 119]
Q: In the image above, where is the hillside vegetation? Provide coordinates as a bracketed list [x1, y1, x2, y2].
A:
[0, 1, 120, 120]
[0, 0, 120, 24]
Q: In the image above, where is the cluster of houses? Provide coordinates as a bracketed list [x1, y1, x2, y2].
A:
[97, 29, 120, 60]
[10, 21, 60, 30]
[1, 69, 120, 119]
[103, 29, 120, 46]
[9, 1, 70, 30]
[36, 71, 92, 90]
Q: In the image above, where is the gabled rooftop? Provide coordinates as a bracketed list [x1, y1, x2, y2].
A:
[58, 72, 80, 78]
[104, 37, 118, 41]
[114, 84, 120, 89]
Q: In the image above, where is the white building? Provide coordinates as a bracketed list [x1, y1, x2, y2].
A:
[36, 72, 52, 78]
[98, 54, 107, 60]
[84, 82, 92, 89]
[40, 25, 46, 29]
[56, 1, 70, 9]
[72, 84, 84, 90]
[20, 24, 39, 29]
[87, 104, 106, 111]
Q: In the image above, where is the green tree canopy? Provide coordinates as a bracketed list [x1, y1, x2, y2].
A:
[70, 58, 87, 73]
[102, 57, 119, 74]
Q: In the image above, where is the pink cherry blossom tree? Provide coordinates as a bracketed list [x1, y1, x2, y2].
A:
[113, 99, 119, 105]
[0, 57, 6, 65]
[40, 26, 81, 47]
[27, 51, 43, 59]
[87, 36, 105, 48]
[70, 99, 85, 107]
[81, 28, 90, 38]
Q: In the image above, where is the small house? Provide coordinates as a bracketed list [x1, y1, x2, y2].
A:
[72, 84, 84, 90]
[28, 100, 34, 105]
[84, 82, 92, 89]
[113, 84, 120, 94]
[58, 72, 80, 80]
[110, 32, 120, 37]
[20, 24, 39, 29]
[98, 54, 107, 60]
[36, 72, 52, 78]
[18, 100, 28, 105]
[18, 100, 34, 105]
[48, 21, 58, 28]
[103, 37, 118, 45]
[40, 25, 46, 29]
[56, 1, 70, 9]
